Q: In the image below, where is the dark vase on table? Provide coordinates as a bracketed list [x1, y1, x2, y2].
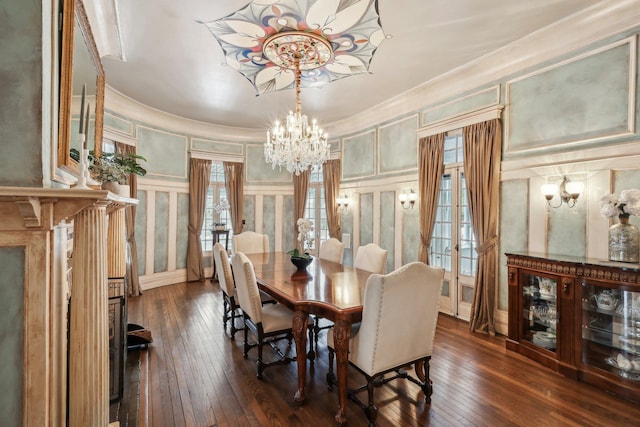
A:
[290, 256, 313, 270]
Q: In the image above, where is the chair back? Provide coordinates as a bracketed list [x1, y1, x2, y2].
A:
[213, 242, 234, 297]
[352, 262, 444, 375]
[233, 231, 269, 254]
[354, 243, 388, 274]
[231, 252, 263, 323]
[319, 238, 344, 264]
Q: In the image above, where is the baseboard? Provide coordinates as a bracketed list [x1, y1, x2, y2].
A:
[495, 308, 508, 336]
[139, 270, 187, 290]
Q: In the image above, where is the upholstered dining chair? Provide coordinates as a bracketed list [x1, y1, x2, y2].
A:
[213, 242, 241, 339]
[232, 252, 296, 378]
[319, 237, 345, 264]
[326, 262, 444, 426]
[307, 238, 346, 364]
[354, 243, 388, 274]
[232, 231, 269, 254]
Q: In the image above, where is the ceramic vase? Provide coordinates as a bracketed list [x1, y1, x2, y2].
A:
[608, 216, 640, 263]
[290, 256, 313, 270]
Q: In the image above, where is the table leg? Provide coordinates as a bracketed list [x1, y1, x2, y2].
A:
[333, 319, 351, 426]
[292, 310, 308, 403]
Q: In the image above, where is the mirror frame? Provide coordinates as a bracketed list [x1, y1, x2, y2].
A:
[57, 0, 105, 173]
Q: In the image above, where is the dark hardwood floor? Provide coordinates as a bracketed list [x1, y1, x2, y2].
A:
[120, 279, 640, 427]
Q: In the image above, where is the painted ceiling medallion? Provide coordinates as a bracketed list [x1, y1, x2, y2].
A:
[205, 0, 385, 95]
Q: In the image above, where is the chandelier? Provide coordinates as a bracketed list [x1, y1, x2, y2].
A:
[264, 32, 331, 175]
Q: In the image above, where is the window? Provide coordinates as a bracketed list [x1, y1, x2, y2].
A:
[303, 165, 329, 253]
[201, 161, 232, 252]
[429, 132, 477, 320]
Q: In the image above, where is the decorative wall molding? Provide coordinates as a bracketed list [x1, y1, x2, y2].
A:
[421, 85, 500, 128]
[418, 105, 504, 138]
[104, 127, 137, 146]
[504, 36, 637, 155]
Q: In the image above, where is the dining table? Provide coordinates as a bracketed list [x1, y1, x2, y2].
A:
[244, 252, 373, 426]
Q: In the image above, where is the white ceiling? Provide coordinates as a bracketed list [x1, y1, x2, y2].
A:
[100, 0, 601, 130]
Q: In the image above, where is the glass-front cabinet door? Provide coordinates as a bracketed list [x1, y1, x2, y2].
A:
[581, 281, 640, 382]
[521, 271, 558, 353]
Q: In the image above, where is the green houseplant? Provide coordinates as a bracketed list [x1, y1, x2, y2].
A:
[89, 152, 147, 184]
[88, 152, 147, 196]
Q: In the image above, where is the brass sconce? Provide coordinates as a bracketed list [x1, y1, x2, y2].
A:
[399, 189, 417, 209]
[336, 194, 350, 210]
[541, 176, 584, 208]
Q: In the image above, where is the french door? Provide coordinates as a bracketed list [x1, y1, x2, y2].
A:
[430, 167, 477, 321]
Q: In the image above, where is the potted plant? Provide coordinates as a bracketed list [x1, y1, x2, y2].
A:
[90, 152, 147, 196]
[213, 198, 230, 230]
[288, 218, 314, 270]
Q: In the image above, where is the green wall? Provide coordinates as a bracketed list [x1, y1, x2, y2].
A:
[0, 0, 44, 186]
[0, 247, 25, 424]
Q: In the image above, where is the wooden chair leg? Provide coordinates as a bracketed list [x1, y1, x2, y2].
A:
[222, 298, 229, 332]
[307, 319, 316, 367]
[327, 348, 335, 390]
[242, 322, 249, 359]
[256, 333, 265, 379]
[364, 378, 378, 427]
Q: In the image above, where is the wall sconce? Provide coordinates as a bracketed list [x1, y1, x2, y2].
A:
[541, 176, 584, 208]
[399, 189, 418, 209]
[336, 194, 350, 210]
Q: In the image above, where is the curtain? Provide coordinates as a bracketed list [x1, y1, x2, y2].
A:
[186, 158, 212, 282]
[463, 119, 502, 335]
[115, 142, 142, 296]
[322, 159, 341, 239]
[417, 134, 445, 265]
[293, 169, 310, 251]
[223, 162, 244, 235]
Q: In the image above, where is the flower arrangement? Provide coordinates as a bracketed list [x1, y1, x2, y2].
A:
[89, 152, 147, 184]
[288, 218, 314, 260]
[213, 198, 230, 227]
[600, 189, 640, 219]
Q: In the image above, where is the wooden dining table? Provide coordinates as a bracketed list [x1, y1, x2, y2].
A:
[245, 252, 373, 426]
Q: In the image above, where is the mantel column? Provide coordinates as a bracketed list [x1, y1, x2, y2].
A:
[107, 207, 127, 278]
[68, 202, 109, 426]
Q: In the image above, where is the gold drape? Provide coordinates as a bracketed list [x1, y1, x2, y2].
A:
[186, 158, 212, 281]
[223, 162, 244, 235]
[322, 159, 341, 239]
[417, 134, 445, 265]
[293, 169, 310, 251]
[463, 119, 502, 335]
[115, 142, 142, 296]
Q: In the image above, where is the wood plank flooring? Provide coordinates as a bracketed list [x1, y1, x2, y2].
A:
[123, 279, 640, 426]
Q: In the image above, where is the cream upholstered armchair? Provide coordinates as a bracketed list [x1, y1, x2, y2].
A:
[319, 237, 345, 264]
[233, 231, 269, 254]
[232, 252, 295, 378]
[354, 243, 388, 274]
[213, 242, 241, 339]
[327, 262, 444, 426]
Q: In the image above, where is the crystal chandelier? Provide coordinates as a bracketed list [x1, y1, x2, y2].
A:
[264, 32, 331, 175]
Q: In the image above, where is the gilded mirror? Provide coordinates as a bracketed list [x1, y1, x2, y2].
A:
[58, 0, 104, 173]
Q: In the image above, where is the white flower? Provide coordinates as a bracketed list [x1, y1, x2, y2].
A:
[620, 189, 640, 205]
[295, 218, 314, 251]
[599, 189, 640, 218]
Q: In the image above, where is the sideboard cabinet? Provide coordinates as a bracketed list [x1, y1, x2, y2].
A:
[506, 252, 640, 403]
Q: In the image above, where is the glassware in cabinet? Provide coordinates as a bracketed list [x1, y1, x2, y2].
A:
[522, 272, 558, 352]
[581, 282, 640, 382]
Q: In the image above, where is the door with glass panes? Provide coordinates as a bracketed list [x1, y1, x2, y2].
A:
[429, 133, 477, 321]
[303, 165, 329, 255]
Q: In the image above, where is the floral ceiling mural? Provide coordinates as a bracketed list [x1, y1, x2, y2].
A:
[204, 0, 386, 95]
